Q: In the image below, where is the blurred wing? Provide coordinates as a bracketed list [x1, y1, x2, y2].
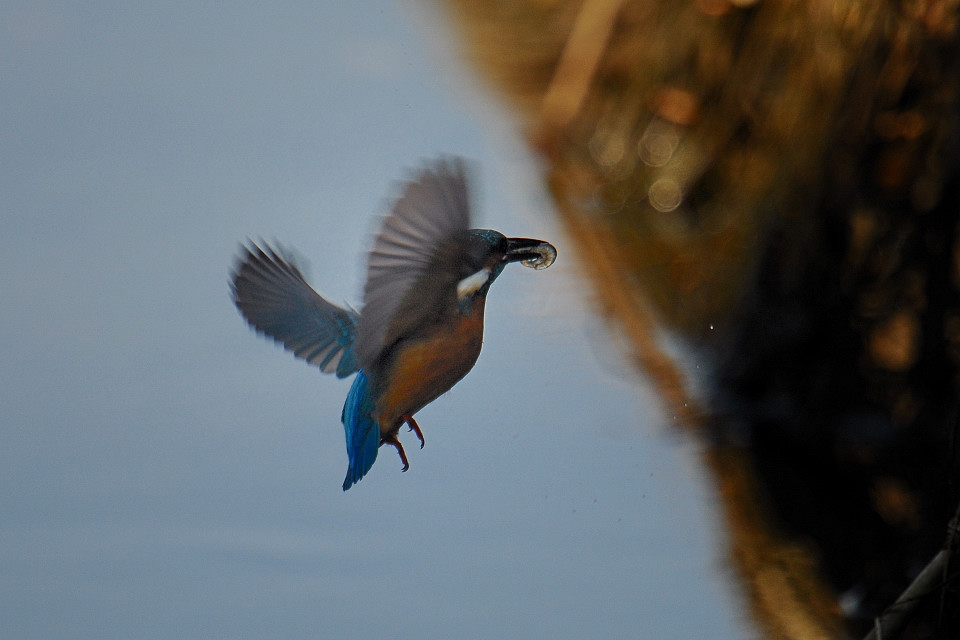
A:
[356, 158, 472, 369]
[231, 242, 359, 378]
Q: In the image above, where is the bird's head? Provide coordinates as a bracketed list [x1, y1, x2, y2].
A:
[455, 229, 557, 304]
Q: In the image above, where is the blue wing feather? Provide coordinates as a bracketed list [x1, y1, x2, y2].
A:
[340, 371, 380, 490]
[231, 241, 359, 378]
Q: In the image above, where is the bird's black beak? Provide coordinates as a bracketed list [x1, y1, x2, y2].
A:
[503, 237, 557, 270]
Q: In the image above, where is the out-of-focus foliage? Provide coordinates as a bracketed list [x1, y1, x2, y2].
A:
[443, 0, 960, 637]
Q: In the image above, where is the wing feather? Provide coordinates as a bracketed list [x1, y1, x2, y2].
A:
[356, 158, 472, 370]
[231, 241, 359, 378]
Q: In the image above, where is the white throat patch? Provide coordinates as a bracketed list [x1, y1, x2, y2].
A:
[456, 268, 491, 301]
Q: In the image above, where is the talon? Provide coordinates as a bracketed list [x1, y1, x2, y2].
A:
[403, 414, 424, 449]
[382, 435, 409, 472]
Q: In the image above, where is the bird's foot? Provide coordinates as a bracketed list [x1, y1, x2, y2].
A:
[403, 414, 424, 449]
[382, 435, 409, 472]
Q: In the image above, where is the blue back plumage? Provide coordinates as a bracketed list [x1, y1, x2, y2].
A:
[340, 371, 380, 491]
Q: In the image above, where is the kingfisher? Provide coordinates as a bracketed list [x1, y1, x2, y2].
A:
[230, 158, 557, 490]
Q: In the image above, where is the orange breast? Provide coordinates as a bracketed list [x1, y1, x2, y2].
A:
[375, 307, 485, 436]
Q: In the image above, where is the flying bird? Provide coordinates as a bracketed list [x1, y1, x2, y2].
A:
[230, 158, 557, 490]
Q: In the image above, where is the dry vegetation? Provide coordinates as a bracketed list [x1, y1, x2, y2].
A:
[442, 0, 960, 637]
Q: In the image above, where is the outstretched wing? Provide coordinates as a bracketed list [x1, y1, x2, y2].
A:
[231, 241, 359, 378]
[356, 158, 472, 370]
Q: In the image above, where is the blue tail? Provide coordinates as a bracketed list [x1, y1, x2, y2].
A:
[341, 371, 380, 490]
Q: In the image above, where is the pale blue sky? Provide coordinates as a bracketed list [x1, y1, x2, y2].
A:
[1, 2, 745, 638]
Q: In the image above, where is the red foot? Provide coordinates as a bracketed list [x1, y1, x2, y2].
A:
[382, 435, 409, 472]
[403, 414, 425, 449]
